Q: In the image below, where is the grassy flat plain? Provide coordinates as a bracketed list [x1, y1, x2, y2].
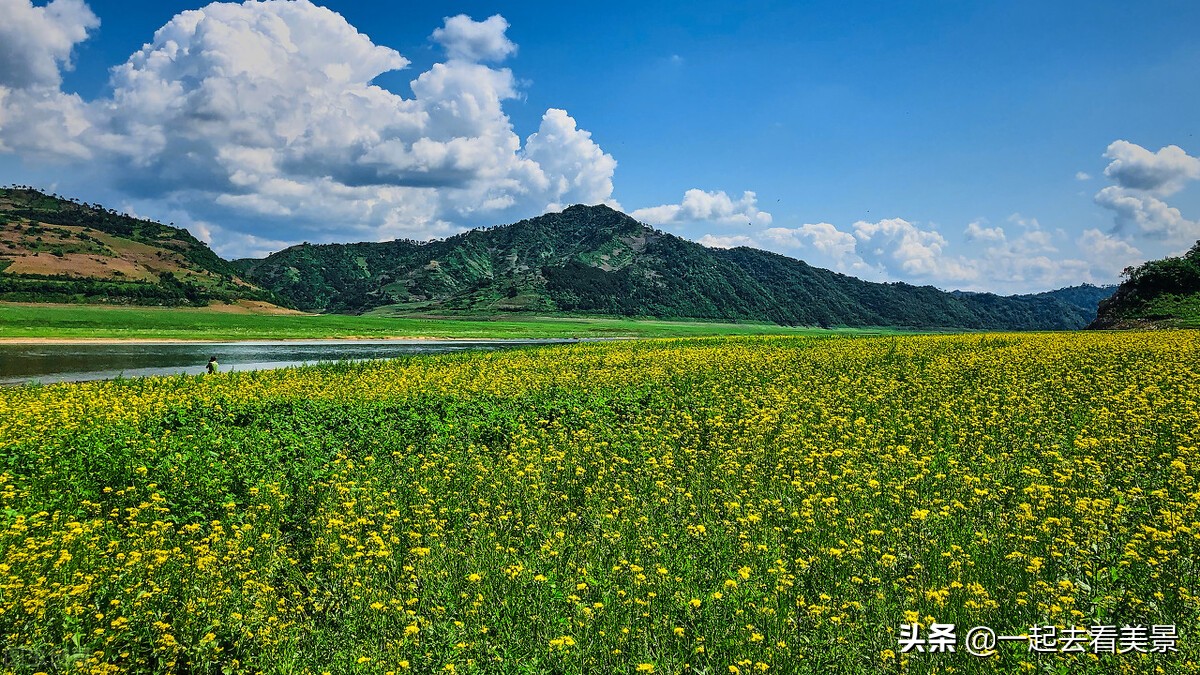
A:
[0, 302, 868, 341]
[1, 332, 1197, 674]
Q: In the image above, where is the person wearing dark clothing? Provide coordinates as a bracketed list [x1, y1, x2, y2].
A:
[206, 356, 219, 374]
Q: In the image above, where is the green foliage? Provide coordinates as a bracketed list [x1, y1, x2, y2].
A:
[3, 187, 1117, 330]
[1, 188, 236, 276]
[241, 205, 1113, 330]
[0, 272, 279, 307]
[1016, 284, 1116, 323]
[234, 239, 425, 312]
[1, 334, 1197, 673]
[1090, 240, 1200, 328]
[1, 187, 285, 307]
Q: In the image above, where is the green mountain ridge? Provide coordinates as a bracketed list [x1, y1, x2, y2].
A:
[1089, 240, 1200, 329]
[236, 204, 1116, 330]
[1, 188, 1121, 330]
[1, 187, 280, 307]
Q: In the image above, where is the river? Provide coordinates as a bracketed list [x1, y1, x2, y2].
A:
[0, 339, 576, 385]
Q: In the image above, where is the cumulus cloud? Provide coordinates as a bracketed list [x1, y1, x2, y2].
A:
[1007, 213, 1044, 231]
[962, 227, 1093, 292]
[734, 211, 1131, 292]
[0, 3, 621, 256]
[1015, 229, 1056, 254]
[757, 218, 976, 285]
[974, 251, 1090, 291]
[752, 219, 978, 284]
[762, 223, 857, 260]
[1075, 171, 1091, 181]
[697, 234, 757, 249]
[0, 0, 98, 89]
[1102, 140, 1200, 196]
[97, 1, 418, 191]
[964, 220, 1005, 243]
[1077, 228, 1142, 278]
[0, 86, 92, 158]
[677, 139, 1195, 292]
[631, 189, 772, 227]
[524, 108, 618, 210]
[851, 218, 976, 282]
[1094, 186, 1200, 242]
[0, 0, 98, 158]
[431, 14, 516, 62]
[199, 222, 296, 260]
[1091, 140, 1200, 248]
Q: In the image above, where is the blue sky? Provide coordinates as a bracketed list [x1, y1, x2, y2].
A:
[1, 0, 1198, 293]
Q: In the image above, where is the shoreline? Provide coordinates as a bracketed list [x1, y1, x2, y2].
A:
[0, 336, 607, 345]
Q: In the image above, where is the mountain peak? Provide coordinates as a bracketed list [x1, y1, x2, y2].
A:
[560, 203, 625, 217]
[537, 203, 648, 235]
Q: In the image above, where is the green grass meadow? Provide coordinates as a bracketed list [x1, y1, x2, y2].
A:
[0, 302, 892, 340]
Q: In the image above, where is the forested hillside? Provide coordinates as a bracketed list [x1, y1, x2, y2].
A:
[237, 204, 1110, 330]
[1090, 241, 1200, 328]
[0, 187, 281, 307]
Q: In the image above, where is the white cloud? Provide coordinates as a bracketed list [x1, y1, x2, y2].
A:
[852, 216, 1100, 292]
[626, 203, 677, 226]
[0, 86, 92, 158]
[965, 230, 1090, 292]
[0, 0, 98, 158]
[758, 227, 804, 249]
[188, 220, 214, 245]
[759, 218, 989, 286]
[200, 221, 298, 260]
[1013, 229, 1056, 254]
[756, 216, 1104, 292]
[1077, 228, 1143, 278]
[762, 223, 857, 259]
[1102, 140, 1200, 196]
[681, 139, 1193, 293]
[1091, 140, 1200, 251]
[851, 218, 976, 282]
[1094, 186, 1200, 243]
[631, 189, 772, 226]
[0, 0, 98, 89]
[524, 108, 618, 210]
[697, 234, 757, 249]
[1075, 171, 1091, 181]
[0, 3, 622, 257]
[977, 253, 1090, 291]
[758, 218, 975, 284]
[1007, 213, 1043, 230]
[431, 14, 516, 63]
[964, 220, 1005, 243]
[736, 211, 1131, 292]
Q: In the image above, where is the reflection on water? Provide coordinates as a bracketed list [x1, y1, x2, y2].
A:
[0, 339, 575, 385]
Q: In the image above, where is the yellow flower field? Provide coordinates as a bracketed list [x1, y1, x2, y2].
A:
[0, 332, 1197, 674]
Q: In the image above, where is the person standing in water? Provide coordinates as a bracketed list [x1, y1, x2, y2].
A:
[206, 356, 219, 374]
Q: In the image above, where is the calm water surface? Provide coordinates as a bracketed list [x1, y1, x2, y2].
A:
[0, 339, 576, 386]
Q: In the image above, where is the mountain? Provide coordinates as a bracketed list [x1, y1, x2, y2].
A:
[1021, 284, 1117, 322]
[1089, 241, 1200, 329]
[953, 284, 1116, 326]
[236, 204, 1107, 330]
[0, 187, 281, 307]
